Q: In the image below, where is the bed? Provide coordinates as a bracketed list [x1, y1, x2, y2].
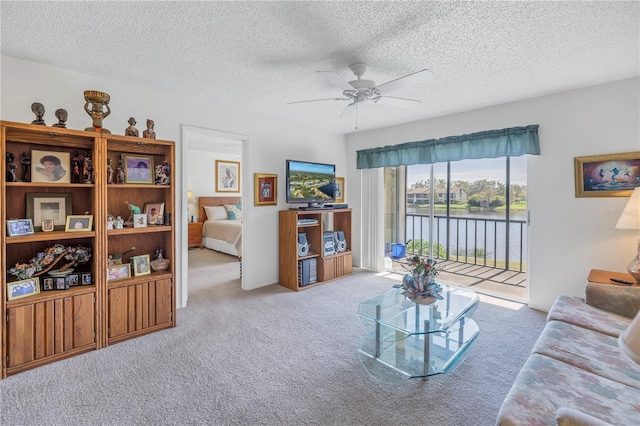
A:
[198, 196, 242, 259]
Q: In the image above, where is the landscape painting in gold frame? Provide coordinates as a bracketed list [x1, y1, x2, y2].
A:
[254, 173, 277, 206]
[574, 151, 640, 197]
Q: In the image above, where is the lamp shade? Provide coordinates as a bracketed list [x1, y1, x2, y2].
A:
[615, 188, 640, 230]
[619, 311, 640, 364]
[187, 190, 195, 204]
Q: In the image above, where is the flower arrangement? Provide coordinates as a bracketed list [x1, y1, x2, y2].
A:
[393, 255, 443, 301]
[9, 244, 91, 280]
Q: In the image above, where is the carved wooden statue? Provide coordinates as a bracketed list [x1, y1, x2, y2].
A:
[31, 102, 46, 125]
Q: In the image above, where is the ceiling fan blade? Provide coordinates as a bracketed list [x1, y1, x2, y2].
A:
[317, 71, 356, 91]
[375, 69, 435, 95]
[340, 103, 356, 118]
[287, 97, 348, 105]
[376, 96, 422, 108]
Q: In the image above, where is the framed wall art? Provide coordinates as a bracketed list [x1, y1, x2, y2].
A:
[7, 277, 40, 301]
[31, 150, 71, 183]
[123, 154, 154, 184]
[6, 219, 35, 237]
[216, 160, 240, 193]
[131, 254, 151, 276]
[574, 151, 640, 197]
[254, 173, 277, 206]
[27, 192, 72, 231]
[65, 215, 93, 232]
[335, 177, 345, 203]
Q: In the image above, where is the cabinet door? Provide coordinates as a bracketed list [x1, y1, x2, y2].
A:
[6, 292, 95, 369]
[108, 278, 173, 341]
[320, 253, 353, 282]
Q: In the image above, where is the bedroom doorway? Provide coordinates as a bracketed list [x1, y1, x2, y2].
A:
[181, 125, 247, 307]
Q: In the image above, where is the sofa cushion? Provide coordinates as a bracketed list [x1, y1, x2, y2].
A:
[556, 407, 613, 426]
[547, 295, 630, 337]
[496, 353, 640, 426]
[532, 320, 640, 389]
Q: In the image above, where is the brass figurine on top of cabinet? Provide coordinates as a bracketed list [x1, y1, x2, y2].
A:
[143, 119, 156, 139]
[52, 108, 67, 128]
[125, 117, 139, 137]
[83, 90, 111, 133]
[31, 102, 46, 126]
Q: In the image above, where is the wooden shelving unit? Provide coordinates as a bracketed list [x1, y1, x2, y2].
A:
[279, 208, 352, 291]
[1, 121, 175, 378]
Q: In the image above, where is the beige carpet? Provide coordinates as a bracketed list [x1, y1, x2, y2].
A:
[0, 249, 546, 425]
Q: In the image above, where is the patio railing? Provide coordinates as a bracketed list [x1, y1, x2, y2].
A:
[404, 213, 527, 272]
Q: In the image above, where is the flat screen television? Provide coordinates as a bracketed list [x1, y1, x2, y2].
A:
[286, 159, 336, 209]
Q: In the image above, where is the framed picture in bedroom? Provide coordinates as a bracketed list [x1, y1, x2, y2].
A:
[574, 151, 640, 197]
[216, 160, 240, 193]
[254, 173, 277, 206]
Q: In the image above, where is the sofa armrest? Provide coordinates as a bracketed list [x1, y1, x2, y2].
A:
[585, 282, 640, 318]
[556, 407, 614, 426]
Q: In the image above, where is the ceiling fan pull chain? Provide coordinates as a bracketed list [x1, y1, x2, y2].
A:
[355, 103, 359, 130]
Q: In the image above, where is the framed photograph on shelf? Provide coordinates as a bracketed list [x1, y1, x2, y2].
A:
[42, 278, 54, 291]
[254, 173, 277, 206]
[42, 220, 54, 232]
[7, 277, 40, 301]
[574, 151, 640, 197]
[216, 160, 240, 193]
[123, 154, 154, 184]
[65, 215, 93, 232]
[81, 273, 92, 286]
[143, 202, 165, 225]
[54, 277, 68, 290]
[31, 150, 71, 183]
[335, 177, 345, 203]
[27, 192, 72, 231]
[6, 219, 35, 237]
[107, 264, 130, 281]
[131, 254, 151, 277]
[133, 213, 147, 228]
[66, 273, 80, 287]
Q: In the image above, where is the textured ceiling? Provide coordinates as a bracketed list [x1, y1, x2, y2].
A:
[1, 1, 639, 135]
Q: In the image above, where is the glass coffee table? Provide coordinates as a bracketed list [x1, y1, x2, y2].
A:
[357, 285, 479, 382]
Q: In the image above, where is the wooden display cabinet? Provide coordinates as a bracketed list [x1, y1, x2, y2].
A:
[279, 209, 352, 291]
[0, 121, 176, 378]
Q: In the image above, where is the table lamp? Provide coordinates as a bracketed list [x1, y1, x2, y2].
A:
[187, 190, 196, 222]
[619, 311, 640, 364]
[615, 187, 640, 283]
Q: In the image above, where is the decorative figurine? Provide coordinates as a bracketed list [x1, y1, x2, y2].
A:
[115, 216, 124, 229]
[20, 152, 30, 182]
[125, 201, 141, 222]
[83, 90, 111, 133]
[82, 151, 93, 184]
[31, 102, 46, 125]
[6, 152, 18, 182]
[52, 108, 68, 128]
[71, 151, 82, 183]
[106, 158, 114, 184]
[155, 161, 170, 185]
[125, 117, 139, 137]
[116, 157, 125, 184]
[107, 215, 114, 230]
[143, 119, 156, 139]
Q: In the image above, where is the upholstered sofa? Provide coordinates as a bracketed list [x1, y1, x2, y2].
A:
[497, 283, 640, 425]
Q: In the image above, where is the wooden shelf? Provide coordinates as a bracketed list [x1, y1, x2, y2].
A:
[5, 230, 95, 243]
[108, 226, 171, 236]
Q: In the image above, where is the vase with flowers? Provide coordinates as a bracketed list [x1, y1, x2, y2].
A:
[9, 244, 92, 281]
[393, 255, 443, 303]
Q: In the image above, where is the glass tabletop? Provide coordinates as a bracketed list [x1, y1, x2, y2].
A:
[357, 285, 479, 335]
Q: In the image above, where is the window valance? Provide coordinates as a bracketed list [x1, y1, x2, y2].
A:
[356, 125, 540, 169]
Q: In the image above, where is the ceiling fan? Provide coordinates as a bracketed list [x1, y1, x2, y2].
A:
[288, 63, 435, 126]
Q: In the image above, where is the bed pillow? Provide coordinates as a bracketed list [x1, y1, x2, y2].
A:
[204, 206, 228, 221]
[224, 204, 243, 220]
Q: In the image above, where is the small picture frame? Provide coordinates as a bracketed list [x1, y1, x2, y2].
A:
[66, 273, 80, 287]
[335, 177, 345, 203]
[65, 215, 93, 232]
[54, 277, 68, 290]
[6, 219, 35, 237]
[143, 202, 165, 225]
[41, 219, 54, 232]
[31, 150, 71, 184]
[7, 277, 40, 301]
[107, 264, 130, 281]
[131, 254, 151, 277]
[81, 273, 92, 286]
[42, 278, 54, 291]
[216, 160, 240, 193]
[124, 154, 154, 184]
[254, 173, 277, 206]
[133, 213, 147, 228]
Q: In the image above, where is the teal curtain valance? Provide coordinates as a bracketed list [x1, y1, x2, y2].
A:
[356, 125, 540, 169]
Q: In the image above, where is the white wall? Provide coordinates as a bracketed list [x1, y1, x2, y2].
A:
[346, 77, 640, 312]
[1, 56, 348, 305]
